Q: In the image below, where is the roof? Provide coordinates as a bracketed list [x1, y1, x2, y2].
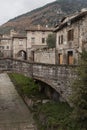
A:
[54, 9, 87, 32]
[26, 25, 53, 32]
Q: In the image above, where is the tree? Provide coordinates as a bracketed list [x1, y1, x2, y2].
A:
[70, 50, 87, 129]
[46, 33, 56, 48]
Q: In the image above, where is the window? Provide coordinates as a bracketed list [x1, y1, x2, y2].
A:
[0, 46, 4, 49]
[67, 29, 74, 41]
[2, 46, 4, 49]
[59, 35, 63, 45]
[31, 37, 35, 43]
[42, 38, 45, 43]
[59, 36, 61, 45]
[7, 46, 9, 49]
[61, 35, 63, 44]
[19, 40, 23, 45]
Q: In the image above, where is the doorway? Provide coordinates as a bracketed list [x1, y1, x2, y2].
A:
[67, 51, 73, 65]
[59, 53, 63, 64]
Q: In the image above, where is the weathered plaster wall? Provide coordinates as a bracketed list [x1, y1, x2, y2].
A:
[26, 30, 52, 49]
[12, 38, 27, 59]
[34, 48, 56, 64]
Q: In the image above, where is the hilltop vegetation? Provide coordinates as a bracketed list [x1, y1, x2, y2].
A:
[0, 0, 87, 34]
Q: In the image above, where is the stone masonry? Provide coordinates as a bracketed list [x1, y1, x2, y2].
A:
[34, 48, 56, 64]
[0, 58, 76, 103]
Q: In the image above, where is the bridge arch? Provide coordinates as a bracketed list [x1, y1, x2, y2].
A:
[33, 77, 65, 102]
[17, 50, 27, 60]
[0, 58, 75, 104]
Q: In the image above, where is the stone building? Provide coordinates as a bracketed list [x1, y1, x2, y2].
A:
[0, 30, 27, 60]
[54, 9, 87, 65]
[0, 26, 53, 61]
[34, 48, 56, 64]
[0, 35, 12, 58]
[26, 25, 53, 61]
[12, 35, 27, 60]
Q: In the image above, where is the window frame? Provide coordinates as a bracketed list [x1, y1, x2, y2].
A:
[31, 37, 35, 44]
[67, 29, 74, 41]
[42, 38, 45, 44]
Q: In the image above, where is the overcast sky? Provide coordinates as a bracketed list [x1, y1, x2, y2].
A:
[0, 0, 55, 25]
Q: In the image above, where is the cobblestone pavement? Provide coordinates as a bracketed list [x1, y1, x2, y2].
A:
[0, 73, 35, 130]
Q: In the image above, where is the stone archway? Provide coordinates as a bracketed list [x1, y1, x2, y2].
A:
[17, 50, 27, 60]
[34, 79, 63, 102]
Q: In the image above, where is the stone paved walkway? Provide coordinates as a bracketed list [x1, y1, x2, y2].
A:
[0, 73, 35, 130]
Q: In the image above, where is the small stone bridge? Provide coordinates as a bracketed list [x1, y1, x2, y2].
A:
[0, 58, 76, 103]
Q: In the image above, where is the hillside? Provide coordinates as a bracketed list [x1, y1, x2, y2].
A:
[0, 0, 87, 34]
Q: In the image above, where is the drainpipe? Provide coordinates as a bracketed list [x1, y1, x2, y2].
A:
[11, 37, 13, 58]
[77, 21, 80, 63]
[55, 32, 58, 65]
[26, 37, 27, 60]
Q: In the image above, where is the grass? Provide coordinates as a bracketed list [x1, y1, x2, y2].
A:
[8, 73, 46, 100]
[34, 102, 72, 130]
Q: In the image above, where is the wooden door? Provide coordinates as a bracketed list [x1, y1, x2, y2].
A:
[68, 51, 73, 65]
[59, 54, 63, 64]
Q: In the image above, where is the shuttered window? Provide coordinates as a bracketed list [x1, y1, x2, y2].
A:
[67, 29, 74, 41]
[61, 35, 63, 44]
[59, 35, 63, 44]
[42, 38, 45, 43]
[59, 36, 61, 45]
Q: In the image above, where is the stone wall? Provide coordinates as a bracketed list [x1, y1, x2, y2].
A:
[26, 27, 53, 49]
[56, 15, 87, 65]
[34, 48, 56, 64]
[32, 63, 76, 102]
[12, 37, 27, 59]
[0, 58, 76, 103]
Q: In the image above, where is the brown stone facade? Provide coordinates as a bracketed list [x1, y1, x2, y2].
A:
[54, 9, 87, 65]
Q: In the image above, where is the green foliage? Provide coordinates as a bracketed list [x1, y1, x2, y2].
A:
[8, 73, 45, 99]
[70, 50, 87, 129]
[46, 33, 56, 48]
[8, 73, 83, 130]
[34, 101, 76, 130]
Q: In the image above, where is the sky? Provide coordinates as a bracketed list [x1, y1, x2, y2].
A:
[0, 0, 55, 25]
